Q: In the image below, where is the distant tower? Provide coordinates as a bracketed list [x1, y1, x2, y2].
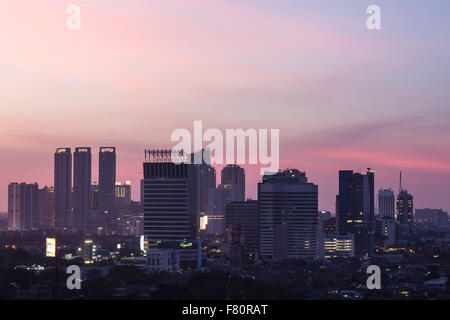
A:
[99, 147, 116, 215]
[378, 189, 395, 219]
[221, 164, 245, 201]
[396, 172, 413, 236]
[54, 148, 72, 229]
[73, 147, 92, 232]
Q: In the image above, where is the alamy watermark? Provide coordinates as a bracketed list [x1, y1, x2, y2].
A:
[170, 121, 279, 175]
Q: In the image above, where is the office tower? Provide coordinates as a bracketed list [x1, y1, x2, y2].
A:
[73, 147, 92, 232]
[7, 182, 38, 231]
[99, 147, 116, 214]
[54, 148, 72, 229]
[143, 149, 198, 242]
[336, 169, 375, 258]
[224, 200, 259, 262]
[38, 186, 54, 229]
[115, 181, 132, 209]
[221, 164, 245, 201]
[396, 190, 414, 236]
[379, 189, 395, 218]
[258, 169, 318, 259]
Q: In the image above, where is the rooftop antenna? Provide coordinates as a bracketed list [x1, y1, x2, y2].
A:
[399, 171, 402, 193]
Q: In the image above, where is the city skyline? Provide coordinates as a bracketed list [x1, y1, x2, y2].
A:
[1, 0, 450, 212]
[0, 144, 447, 214]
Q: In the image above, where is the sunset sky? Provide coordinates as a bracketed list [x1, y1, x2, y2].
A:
[1, 0, 449, 212]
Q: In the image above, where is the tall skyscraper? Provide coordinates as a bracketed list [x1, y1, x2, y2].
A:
[221, 164, 245, 202]
[7, 182, 39, 231]
[396, 190, 414, 236]
[379, 189, 395, 218]
[38, 186, 54, 229]
[73, 147, 92, 232]
[143, 149, 198, 243]
[8, 183, 21, 231]
[258, 169, 318, 259]
[54, 148, 72, 229]
[336, 169, 375, 258]
[99, 147, 116, 214]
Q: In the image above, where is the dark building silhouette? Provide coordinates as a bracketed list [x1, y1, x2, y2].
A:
[225, 200, 259, 263]
[54, 148, 72, 229]
[99, 147, 116, 214]
[73, 147, 92, 232]
[38, 186, 54, 229]
[258, 169, 318, 259]
[221, 164, 245, 202]
[397, 190, 413, 236]
[336, 169, 375, 258]
[143, 149, 198, 242]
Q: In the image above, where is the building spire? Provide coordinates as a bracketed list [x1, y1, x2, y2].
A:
[399, 171, 403, 193]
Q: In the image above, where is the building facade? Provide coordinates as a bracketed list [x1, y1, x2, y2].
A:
[258, 169, 318, 259]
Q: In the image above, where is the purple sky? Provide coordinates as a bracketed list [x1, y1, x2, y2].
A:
[1, 0, 449, 212]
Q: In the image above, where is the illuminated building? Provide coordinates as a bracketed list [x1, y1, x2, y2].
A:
[323, 233, 354, 258]
[73, 147, 92, 232]
[115, 181, 132, 209]
[396, 190, 414, 236]
[336, 169, 375, 258]
[258, 169, 318, 259]
[99, 147, 116, 215]
[54, 148, 72, 229]
[82, 239, 95, 264]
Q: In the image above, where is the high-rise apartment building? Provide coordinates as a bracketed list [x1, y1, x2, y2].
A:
[73, 147, 92, 232]
[8, 182, 39, 231]
[99, 147, 116, 214]
[54, 148, 72, 229]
